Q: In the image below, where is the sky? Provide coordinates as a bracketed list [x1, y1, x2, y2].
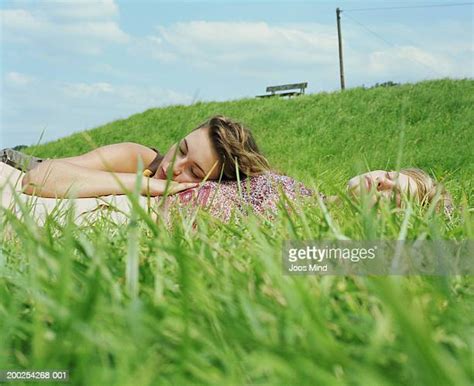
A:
[1, 0, 473, 148]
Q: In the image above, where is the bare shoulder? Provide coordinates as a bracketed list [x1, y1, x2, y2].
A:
[120, 142, 159, 159]
[60, 142, 160, 173]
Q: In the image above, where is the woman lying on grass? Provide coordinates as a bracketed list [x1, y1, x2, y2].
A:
[20, 115, 270, 198]
[4, 115, 307, 223]
[346, 168, 453, 215]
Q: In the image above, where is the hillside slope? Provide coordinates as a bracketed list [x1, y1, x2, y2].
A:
[27, 79, 474, 196]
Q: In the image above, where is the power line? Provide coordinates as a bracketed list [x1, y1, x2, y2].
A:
[341, 12, 446, 78]
[343, 13, 395, 49]
[344, 2, 474, 12]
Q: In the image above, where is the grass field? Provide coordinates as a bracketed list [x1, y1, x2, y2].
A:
[1, 79, 473, 385]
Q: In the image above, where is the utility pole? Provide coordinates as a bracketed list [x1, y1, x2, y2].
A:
[336, 7, 345, 90]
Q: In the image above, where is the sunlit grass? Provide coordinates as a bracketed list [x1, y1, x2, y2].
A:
[1, 79, 473, 385]
[1, 184, 473, 385]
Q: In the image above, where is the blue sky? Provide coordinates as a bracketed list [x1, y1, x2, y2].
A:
[1, 0, 472, 148]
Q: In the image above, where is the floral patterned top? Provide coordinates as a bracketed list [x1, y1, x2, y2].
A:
[162, 172, 318, 222]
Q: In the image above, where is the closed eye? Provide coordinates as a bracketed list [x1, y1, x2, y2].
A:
[184, 138, 206, 178]
[191, 168, 200, 179]
[179, 141, 186, 155]
[386, 172, 399, 181]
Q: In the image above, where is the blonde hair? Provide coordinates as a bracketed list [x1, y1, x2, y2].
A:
[400, 168, 453, 215]
[196, 115, 270, 180]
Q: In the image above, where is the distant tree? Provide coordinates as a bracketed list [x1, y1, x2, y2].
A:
[12, 145, 28, 151]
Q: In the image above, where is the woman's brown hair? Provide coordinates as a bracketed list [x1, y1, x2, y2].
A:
[196, 115, 270, 180]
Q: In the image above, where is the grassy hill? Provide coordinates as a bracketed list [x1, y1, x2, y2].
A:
[3, 78, 473, 385]
[28, 78, 474, 200]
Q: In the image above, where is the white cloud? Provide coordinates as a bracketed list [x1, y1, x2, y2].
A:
[62, 21, 129, 44]
[1, 77, 194, 146]
[141, 19, 472, 81]
[10, 0, 118, 20]
[368, 46, 454, 77]
[59, 81, 192, 107]
[144, 21, 337, 68]
[0, 1, 129, 55]
[62, 82, 114, 97]
[0, 8, 45, 30]
[4, 71, 34, 86]
[341, 20, 473, 80]
[39, 0, 118, 20]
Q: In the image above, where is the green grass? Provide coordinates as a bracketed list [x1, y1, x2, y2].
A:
[26, 78, 474, 201]
[2, 78, 473, 385]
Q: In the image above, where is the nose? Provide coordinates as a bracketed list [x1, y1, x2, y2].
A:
[163, 159, 183, 179]
[375, 177, 395, 191]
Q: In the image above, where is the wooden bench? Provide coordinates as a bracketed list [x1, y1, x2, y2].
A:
[257, 82, 308, 98]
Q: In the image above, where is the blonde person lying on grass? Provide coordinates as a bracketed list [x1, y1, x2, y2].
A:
[345, 168, 453, 215]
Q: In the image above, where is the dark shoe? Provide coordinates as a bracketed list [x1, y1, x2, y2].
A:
[0, 148, 45, 172]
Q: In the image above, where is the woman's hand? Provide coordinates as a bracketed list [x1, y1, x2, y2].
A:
[142, 178, 198, 196]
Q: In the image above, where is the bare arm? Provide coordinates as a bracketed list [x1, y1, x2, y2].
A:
[58, 142, 158, 173]
[21, 142, 194, 198]
[21, 142, 156, 198]
[21, 160, 196, 198]
[21, 159, 146, 198]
